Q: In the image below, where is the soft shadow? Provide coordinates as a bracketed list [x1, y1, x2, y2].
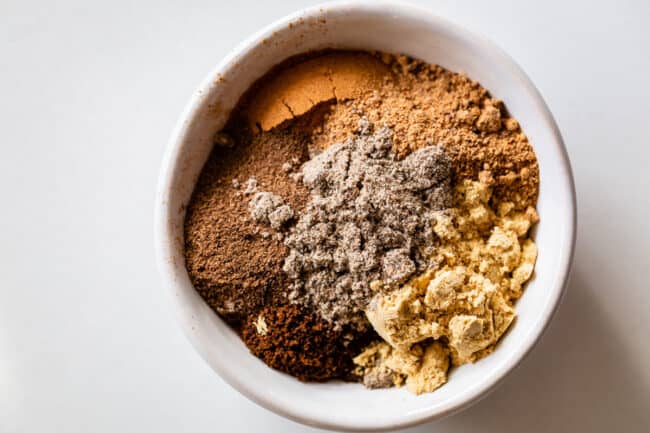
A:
[401, 265, 649, 433]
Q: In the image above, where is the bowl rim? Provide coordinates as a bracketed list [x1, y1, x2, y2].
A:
[154, 1, 577, 430]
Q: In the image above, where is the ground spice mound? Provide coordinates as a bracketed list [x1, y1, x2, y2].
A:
[241, 305, 373, 381]
[314, 54, 539, 209]
[184, 128, 310, 325]
[280, 120, 453, 331]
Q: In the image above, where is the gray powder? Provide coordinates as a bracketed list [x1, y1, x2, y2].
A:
[280, 120, 453, 330]
[363, 367, 396, 389]
[248, 191, 294, 230]
[247, 120, 453, 330]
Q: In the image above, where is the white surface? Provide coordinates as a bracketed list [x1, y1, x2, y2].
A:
[0, 0, 648, 432]
[155, 3, 575, 431]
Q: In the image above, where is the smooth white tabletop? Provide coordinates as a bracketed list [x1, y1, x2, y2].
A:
[1, 1, 648, 432]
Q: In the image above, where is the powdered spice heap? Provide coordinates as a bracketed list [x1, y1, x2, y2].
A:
[183, 128, 310, 325]
[279, 120, 453, 331]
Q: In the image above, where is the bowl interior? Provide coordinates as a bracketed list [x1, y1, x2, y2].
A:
[155, 3, 575, 431]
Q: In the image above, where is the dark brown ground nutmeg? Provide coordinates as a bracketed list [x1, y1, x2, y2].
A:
[183, 127, 310, 326]
[241, 305, 373, 381]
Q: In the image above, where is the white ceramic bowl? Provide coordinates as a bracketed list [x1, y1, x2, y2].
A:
[154, 1, 576, 430]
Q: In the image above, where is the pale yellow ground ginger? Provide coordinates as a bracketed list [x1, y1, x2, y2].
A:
[405, 342, 450, 394]
[355, 178, 538, 394]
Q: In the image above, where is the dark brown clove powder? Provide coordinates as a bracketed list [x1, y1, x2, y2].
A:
[241, 305, 375, 381]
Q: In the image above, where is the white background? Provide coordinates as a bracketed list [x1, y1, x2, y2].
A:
[1, 0, 649, 432]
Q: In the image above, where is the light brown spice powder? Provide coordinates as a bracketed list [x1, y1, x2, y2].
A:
[313, 54, 539, 209]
